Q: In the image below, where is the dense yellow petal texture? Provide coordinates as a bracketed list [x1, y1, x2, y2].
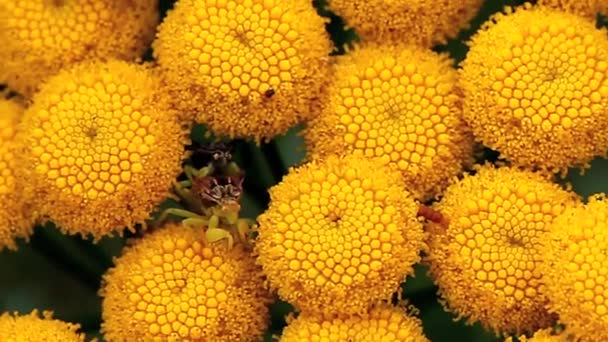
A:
[304, 43, 473, 200]
[280, 304, 429, 342]
[101, 223, 271, 342]
[505, 328, 572, 342]
[17, 60, 186, 239]
[0, 0, 158, 97]
[537, 0, 607, 18]
[255, 154, 425, 316]
[426, 165, 578, 335]
[0, 97, 34, 250]
[540, 195, 608, 342]
[153, 0, 333, 142]
[326, 0, 483, 47]
[0, 310, 85, 342]
[460, 5, 608, 172]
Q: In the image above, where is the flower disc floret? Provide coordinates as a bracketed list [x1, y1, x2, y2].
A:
[153, 0, 332, 142]
[506, 328, 572, 342]
[460, 5, 608, 172]
[305, 43, 473, 200]
[0, 310, 85, 342]
[326, 0, 483, 47]
[101, 223, 271, 341]
[537, 0, 606, 19]
[0, 98, 34, 250]
[540, 195, 608, 342]
[426, 165, 578, 335]
[255, 154, 425, 316]
[17, 60, 186, 239]
[280, 304, 429, 342]
[0, 0, 158, 97]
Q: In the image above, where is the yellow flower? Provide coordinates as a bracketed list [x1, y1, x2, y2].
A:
[460, 4, 608, 172]
[0, 97, 34, 250]
[255, 154, 425, 316]
[280, 304, 429, 342]
[153, 0, 333, 142]
[0, 0, 158, 98]
[101, 223, 271, 342]
[537, 0, 606, 19]
[325, 0, 483, 47]
[425, 165, 578, 335]
[540, 194, 608, 342]
[0, 310, 85, 342]
[506, 327, 572, 342]
[17, 60, 186, 239]
[304, 43, 473, 200]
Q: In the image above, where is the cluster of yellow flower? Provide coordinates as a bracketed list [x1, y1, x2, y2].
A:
[0, 0, 607, 341]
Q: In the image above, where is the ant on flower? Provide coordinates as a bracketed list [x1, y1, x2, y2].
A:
[156, 141, 255, 248]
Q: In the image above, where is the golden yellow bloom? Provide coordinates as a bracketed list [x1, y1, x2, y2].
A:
[0, 0, 158, 97]
[101, 223, 271, 342]
[426, 165, 578, 335]
[280, 304, 429, 342]
[255, 155, 425, 316]
[153, 0, 332, 142]
[537, 0, 606, 19]
[17, 60, 186, 239]
[506, 327, 572, 342]
[460, 4, 608, 172]
[326, 0, 483, 47]
[540, 194, 608, 342]
[0, 310, 85, 342]
[0, 97, 34, 250]
[304, 43, 473, 200]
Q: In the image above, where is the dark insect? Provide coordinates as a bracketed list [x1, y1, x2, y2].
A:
[418, 205, 448, 228]
[264, 88, 275, 98]
[192, 174, 244, 212]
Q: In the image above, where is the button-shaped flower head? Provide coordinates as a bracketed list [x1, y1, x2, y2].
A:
[0, 310, 85, 342]
[460, 4, 608, 172]
[426, 165, 579, 335]
[153, 0, 333, 142]
[305, 43, 473, 201]
[326, 0, 483, 47]
[0, 0, 158, 97]
[537, 0, 608, 19]
[0, 97, 34, 250]
[540, 194, 608, 342]
[101, 223, 271, 341]
[280, 304, 429, 342]
[255, 154, 426, 316]
[17, 60, 186, 239]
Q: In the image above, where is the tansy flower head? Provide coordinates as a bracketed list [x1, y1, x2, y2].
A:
[153, 0, 333, 142]
[0, 310, 85, 342]
[0, 0, 158, 97]
[537, 0, 606, 19]
[425, 165, 579, 335]
[0, 97, 34, 250]
[304, 43, 473, 201]
[460, 4, 608, 172]
[101, 223, 271, 341]
[255, 154, 425, 316]
[540, 194, 608, 342]
[280, 304, 429, 342]
[17, 60, 186, 239]
[325, 0, 483, 47]
[506, 327, 572, 342]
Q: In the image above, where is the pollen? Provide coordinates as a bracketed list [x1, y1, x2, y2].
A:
[460, 4, 608, 172]
[0, 0, 158, 97]
[304, 43, 473, 200]
[326, 0, 483, 47]
[280, 304, 429, 341]
[153, 0, 333, 142]
[17, 60, 186, 239]
[0, 97, 34, 250]
[425, 164, 579, 335]
[540, 194, 608, 342]
[101, 223, 271, 341]
[255, 154, 426, 316]
[0, 310, 85, 341]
